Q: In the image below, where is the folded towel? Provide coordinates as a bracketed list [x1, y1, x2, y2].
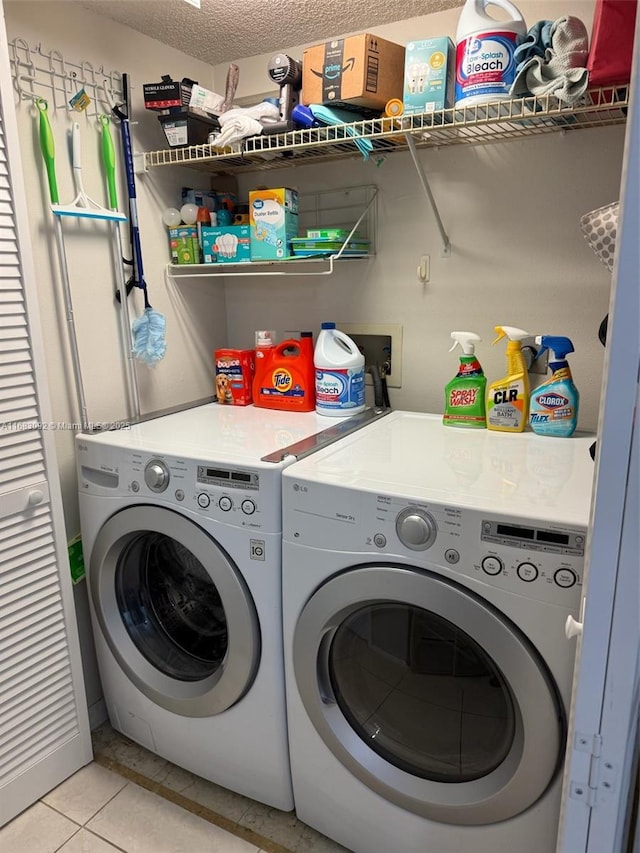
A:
[510, 16, 590, 105]
[309, 104, 373, 160]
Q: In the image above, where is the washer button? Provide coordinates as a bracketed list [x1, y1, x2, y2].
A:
[554, 568, 577, 588]
[481, 556, 503, 576]
[175, 489, 185, 502]
[219, 496, 233, 512]
[131, 481, 140, 493]
[241, 499, 256, 515]
[373, 534, 387, 548]
[197, 493, 210, 508]
[445, 549, 460, 564]
[517, 562, 539, 582]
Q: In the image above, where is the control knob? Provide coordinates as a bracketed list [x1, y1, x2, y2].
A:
[144, 460, 170, 492]
[396, 507, 437, 550]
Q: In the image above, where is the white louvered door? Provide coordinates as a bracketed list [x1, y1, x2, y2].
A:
[0, 8, 91, 826]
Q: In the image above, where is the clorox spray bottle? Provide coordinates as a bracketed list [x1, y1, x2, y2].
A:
[529, 336, 580, 437]
[486, 325, 530, 432]
[455, 0, 527, 108]
[443, 332, 487, 428]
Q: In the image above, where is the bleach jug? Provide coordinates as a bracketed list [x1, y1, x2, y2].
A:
[455, 0, 527, 108]
[314, 322, 365, 417]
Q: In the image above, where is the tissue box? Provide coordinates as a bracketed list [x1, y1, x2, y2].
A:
[249, 188, 299, 261]
[214, 349, 254, 406]
[302, 33, 405, 110]
[403, 38, 455, 115]
[201, 225, 251, 264]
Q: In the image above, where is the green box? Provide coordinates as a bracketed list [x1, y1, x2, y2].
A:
[169, 225, 199, 264]
[68, 534, 85, 584]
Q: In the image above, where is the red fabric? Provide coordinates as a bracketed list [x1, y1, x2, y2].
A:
[587, 0, 638, 85]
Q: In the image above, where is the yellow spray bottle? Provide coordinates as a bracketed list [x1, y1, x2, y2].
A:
[486, 326, 530, 432]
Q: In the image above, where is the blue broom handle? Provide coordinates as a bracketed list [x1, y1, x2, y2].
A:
[119, 115, 149, 305]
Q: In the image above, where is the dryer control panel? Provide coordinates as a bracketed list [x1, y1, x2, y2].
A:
[283, 478, 587, 608]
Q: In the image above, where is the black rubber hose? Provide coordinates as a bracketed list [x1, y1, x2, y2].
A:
[382, 373, 390, 408]
[368, 364, 384, 408]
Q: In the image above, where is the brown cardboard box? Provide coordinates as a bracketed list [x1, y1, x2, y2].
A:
[302, 33, 405, 111]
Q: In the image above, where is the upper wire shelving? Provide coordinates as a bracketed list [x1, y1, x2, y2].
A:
[142, 86, 629, 175]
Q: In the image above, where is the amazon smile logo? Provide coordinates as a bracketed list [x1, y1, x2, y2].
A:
[311, 57, 356, 80]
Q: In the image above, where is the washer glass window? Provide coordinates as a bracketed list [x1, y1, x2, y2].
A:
[329, 603, 515, 782]
[115, 532, 228, 681]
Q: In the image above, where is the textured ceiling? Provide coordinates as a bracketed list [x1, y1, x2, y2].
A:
[77, 0, 464, 64]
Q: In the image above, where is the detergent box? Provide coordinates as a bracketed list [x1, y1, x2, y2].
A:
[201, 225, 251, 264]
[168, 225, 199, 264]
[249, 188, 299, 261]
[214, 349, 254, 406]
[403, 37, 455, 115]
[302, 33, 405, 110]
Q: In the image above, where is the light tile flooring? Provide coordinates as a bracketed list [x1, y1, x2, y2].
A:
[0, 723, 349, 853]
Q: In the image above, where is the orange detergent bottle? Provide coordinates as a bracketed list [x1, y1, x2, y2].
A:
[253, 334, 316, 411]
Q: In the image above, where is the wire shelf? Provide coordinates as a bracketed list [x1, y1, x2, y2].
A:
[143, 86, 629, 175]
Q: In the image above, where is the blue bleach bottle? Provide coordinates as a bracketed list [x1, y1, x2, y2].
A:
[529, 336, 580, 437]
[314, 322, 365, 417]
[455, 0, 527, 108]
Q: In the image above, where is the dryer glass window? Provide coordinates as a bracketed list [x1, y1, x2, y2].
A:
[329, 603, 516, 782]
[115, 533, 228, 681]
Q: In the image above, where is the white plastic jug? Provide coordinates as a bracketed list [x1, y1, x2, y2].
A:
[455, 0, 527, 108]
[314, 322, 365, 417]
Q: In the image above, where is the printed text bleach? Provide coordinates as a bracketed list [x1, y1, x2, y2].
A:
[455, 0, 527, 108]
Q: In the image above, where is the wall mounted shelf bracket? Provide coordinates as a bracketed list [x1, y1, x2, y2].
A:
[405, 133, 451, 258]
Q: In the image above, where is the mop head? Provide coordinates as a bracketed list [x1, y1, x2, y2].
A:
[132, 307, 167, 366]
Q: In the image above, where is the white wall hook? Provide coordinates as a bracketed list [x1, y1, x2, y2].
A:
[417, 254, 430, 283]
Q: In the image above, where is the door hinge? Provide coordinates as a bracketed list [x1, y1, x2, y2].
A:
[569, 731, 617, 808]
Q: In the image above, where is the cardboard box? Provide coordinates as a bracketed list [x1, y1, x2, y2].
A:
[201, 225, 251, 264]
[301, 33, 405, 111]
[214, 349, 254, 406]
[143, 77, 196, 111]
[168, 226, 199, 264]
[249, 188, 299, 261]
[403, 38, 455, 115]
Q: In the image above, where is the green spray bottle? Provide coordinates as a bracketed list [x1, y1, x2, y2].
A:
[443, 331, 487, 428]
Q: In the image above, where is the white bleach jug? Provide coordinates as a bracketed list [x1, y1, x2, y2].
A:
[314, 322, 365, 417]
[455, 0, 527, 108]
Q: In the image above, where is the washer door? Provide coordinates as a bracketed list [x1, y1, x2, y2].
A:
[90, 506, 260, 717]
[293, 565, 565, 825]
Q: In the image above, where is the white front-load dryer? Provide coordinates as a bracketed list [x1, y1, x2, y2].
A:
[76, 402, 384, 810]
[282, 411, 595, 851]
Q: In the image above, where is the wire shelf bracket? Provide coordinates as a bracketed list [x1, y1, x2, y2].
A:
[404, 133, 451, 257]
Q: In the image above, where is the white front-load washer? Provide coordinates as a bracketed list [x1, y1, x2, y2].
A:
[76, 401, 384, 810]
[282, 411, 595, 851]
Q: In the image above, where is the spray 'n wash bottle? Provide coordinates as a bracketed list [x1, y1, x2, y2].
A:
[443, 331, 486, 428]
[486, 326, 530, 432]
[529, 336, 579, 437]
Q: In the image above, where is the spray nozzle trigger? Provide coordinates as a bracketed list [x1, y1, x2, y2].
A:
[534, 335, 574, 361]
[492, 325, 530, 345]
[449, 331, 481, 355]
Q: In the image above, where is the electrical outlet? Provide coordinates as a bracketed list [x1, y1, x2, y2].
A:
[341, 323, 403, 388]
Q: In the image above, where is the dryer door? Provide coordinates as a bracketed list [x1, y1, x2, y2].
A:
[90, 506, 260, 717]
[293, 564, 564, 825]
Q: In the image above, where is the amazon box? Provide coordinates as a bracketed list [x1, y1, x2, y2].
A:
[302, 33, 405, 111]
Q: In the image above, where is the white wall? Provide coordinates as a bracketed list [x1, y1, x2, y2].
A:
[212, 0, 622, 426]
[3, 0, 626, 723]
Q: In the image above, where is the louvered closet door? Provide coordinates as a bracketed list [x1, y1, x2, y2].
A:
[0, 13, 91, 826]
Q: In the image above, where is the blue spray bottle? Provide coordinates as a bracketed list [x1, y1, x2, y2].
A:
[529, 336, 580, 437]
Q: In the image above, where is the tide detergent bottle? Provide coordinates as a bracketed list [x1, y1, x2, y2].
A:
[443, 331, 487, 428]
[529, 336, 580, 437]
[486, 325, 530, 432]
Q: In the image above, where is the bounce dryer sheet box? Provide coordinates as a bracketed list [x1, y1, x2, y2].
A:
[201, 225, 251, 264]
[249, 188, 299, 261]
[302, 33, 405, 110]
[403, 37, 455, 115]
[214, 349, 254, 406]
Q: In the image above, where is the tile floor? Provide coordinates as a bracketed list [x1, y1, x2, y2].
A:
[0, 723, 349, 853]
